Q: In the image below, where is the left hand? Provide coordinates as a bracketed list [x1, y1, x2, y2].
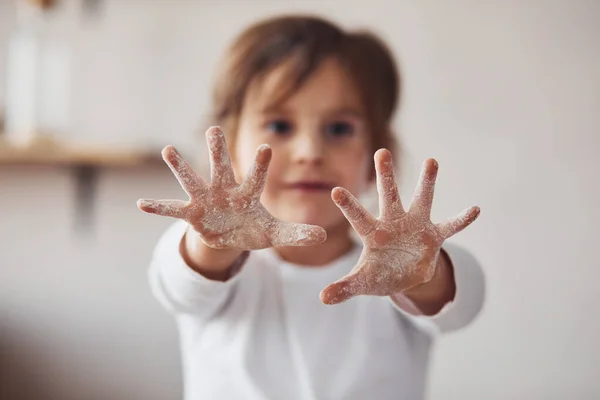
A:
[320, 149, 480, 305]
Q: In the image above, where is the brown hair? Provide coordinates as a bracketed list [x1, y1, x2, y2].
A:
[211, 15, 401, 179]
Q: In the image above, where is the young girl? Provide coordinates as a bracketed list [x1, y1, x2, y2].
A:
[138, 14, 484, 400]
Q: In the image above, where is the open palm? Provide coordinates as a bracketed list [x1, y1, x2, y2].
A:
[138, 127, 326, 250]
[320, 149, 480, 305]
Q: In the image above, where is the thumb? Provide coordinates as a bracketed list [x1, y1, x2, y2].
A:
[320, 275, 362, 305]
[270, 221, 327, 247]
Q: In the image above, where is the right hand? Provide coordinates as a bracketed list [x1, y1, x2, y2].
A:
[137, 126, 327, 250]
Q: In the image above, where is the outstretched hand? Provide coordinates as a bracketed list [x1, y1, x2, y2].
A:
[138, 126, 326, 250]
[320, 149, 480, 305]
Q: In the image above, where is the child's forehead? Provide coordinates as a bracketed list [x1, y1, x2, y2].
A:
[245, 57, 365, 114]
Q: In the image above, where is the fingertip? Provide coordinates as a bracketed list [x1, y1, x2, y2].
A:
[374, 148, 392, 163]
[319, 282, 353, 305]
[331, 186, 347, 204]
[206, 126, 225, 146]
[319, 286, 338, 305]
[162, 146, 185, 171]
[319, 288, 335, 305]
[314, 226, 327, 243]
[206, 125, 223, 136]
[297, 225, 327, 246]
[161, 145, 176, 160]
[136, 199, 153, 212]
[256, 144, 272, 164]
[424, 158, 439, 171]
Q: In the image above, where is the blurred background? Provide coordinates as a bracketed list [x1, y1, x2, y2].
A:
[0, 0, 599, 399]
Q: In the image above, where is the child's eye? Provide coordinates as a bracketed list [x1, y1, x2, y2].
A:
[325, 121, 354, 138]
[266, 120, 293, 135]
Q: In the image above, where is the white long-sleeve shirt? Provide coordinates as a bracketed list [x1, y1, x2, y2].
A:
[148, 221, 485, 400]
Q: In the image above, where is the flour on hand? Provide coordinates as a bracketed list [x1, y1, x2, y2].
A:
[138, 126, 327, 250]
[320, 149, 480, 305]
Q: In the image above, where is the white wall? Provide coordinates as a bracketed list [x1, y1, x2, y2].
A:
[0, 0, 15, 109]
[1, 0, 599, 399]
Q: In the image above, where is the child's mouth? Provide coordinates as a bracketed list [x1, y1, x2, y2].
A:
[287, 181, 335, 192]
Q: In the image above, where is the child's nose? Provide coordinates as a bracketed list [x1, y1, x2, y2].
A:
[292, 133, 325, 165]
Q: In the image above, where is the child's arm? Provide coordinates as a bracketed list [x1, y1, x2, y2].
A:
[399, 248, 456, 315]
[179, 221, 244, 281]
[139, 126, 326, 282]
[395, 241, 486, 332]
[319, 149, 481, 314]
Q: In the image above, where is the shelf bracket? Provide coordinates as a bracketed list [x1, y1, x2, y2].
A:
[72, 164, 99, 235]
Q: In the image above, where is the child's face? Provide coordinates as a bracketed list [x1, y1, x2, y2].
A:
[232, 58, 371, 230]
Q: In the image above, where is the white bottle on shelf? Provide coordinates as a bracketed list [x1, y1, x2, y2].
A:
[5, 0, 71, 146]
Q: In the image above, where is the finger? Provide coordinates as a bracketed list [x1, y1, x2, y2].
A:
[239, 144, 272, 198]
[437, 206, 481, 239]
[162, 145, 207, 199]
[320, 274, 363, 305]
[331, 187, 377, 237]
[408, 158, 438, 217]
[137, 199, 188, 219]
[206, 126, 237, 189]
[374, 149, 404, 219]
[269, 221, 327, 247]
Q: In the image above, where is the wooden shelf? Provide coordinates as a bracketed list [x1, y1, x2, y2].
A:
[0, 136, 164, 168]
[0, 135, 167, 234]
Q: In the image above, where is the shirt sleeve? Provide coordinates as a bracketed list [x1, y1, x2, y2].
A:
[389, 242, 486, 335]
[147, 220, 249, 318]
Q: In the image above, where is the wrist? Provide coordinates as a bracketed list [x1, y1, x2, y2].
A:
[401, 249, 456, 315]
[180, 225, 244, 280]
